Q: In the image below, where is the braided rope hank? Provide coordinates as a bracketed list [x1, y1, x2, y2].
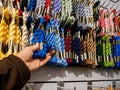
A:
[0, 19, 6, 60]
[104, 10, 111, 34]
[13, 9, 22, 55]
[98, 10, 105, 35]
[36, 0, 45, 9]
[2, 8, 10, 45]
[114, 36, 120, 68]
[22, 11, 29, 49]
[105, 36, 114, 67]
[109, 11, 114, 33]
[53, 0, 62, 14]
[27, 0, 37, 11]
[32, 18, 53, 59]
[65, 30, 72, 59]
[6, 10, 17, 56]
[112, 9, 119, 32]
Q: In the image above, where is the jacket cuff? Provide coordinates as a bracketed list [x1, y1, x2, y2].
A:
[8, 54, 31, 84]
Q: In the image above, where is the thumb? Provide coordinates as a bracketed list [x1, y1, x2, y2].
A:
[29, 43, 40, 51]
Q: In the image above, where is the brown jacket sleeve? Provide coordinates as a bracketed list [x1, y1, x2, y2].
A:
[0, 54, 31, 90]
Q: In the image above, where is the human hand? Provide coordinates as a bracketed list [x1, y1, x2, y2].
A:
[16, 43, 55, 71]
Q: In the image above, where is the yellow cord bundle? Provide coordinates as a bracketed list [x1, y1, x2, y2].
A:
[0, 8, 10, 60]
[0, 19, 5, 59]
[5, 9, 18, 56]
[13, 9, 21, 55]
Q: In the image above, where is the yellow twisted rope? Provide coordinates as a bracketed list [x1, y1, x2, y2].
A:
[5, 9, 17, 57]
[0, 20, 5, 60]
[0, 8, 10, 60]
[22, 11, 29, 49]
[13, 9, 21, 55]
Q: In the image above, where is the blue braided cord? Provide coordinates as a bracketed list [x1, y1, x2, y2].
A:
[32, 17, 54, 59]
[47, 55, 68, 67]
[27, 0, 37, 11]
[47, 55, 60, 65]
[72, 58, 77, 65]
[33, 43, 53, 59]
[77, 26, 82, 31]
[45, 32, 56, 47]
[53, 0, 62, 14]
[46, 19, 55, 30]
[114, 36, 120, 40]
[116, 44, 120, 56]
[60, 37, 65, 51]
[74, 37, 81, 55]
[115, 62, 120, 68]
[54, 34, 62, 51]
[54, 20, 60, 30]
[40, 17, 46, 26]
[27, 16, 33, 23]
[31, 28, 45, 44]
[50, 19, 55, 26]
[58, 58, 68, 67]
[46, 23, 51, 30]
[71, 39, 75, 52]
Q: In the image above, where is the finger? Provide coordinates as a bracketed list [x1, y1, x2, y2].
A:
[33, 55, 52, 68]
[46, 50, 55, 56]
[29, 43, 40, 51]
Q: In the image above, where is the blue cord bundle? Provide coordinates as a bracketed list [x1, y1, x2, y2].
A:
[47, 20, 68, 67]
[32, 18, 52, 59]
[114, 36, 120, 68]
[27, 0, 37, 11]
[60, 28, 68, 67]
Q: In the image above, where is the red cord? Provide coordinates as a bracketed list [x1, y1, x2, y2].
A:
[18, 9, 23, 16]
[67, 58, 72, 65]
[115, 16, 119, 27]
[45, 0, 51, 8]
[45, 13, 50, 22]
[16, 0, 20, 2]
[45, 0, 51, 22]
